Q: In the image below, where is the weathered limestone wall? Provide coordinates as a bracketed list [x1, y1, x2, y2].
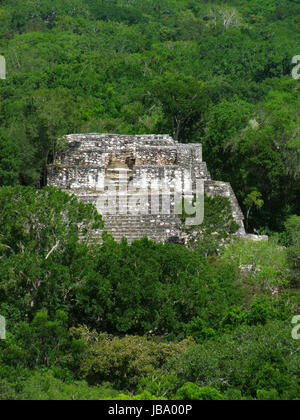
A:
[48, 134, 246, 243]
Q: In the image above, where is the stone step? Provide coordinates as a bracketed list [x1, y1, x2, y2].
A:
[97, 234, 169, 243]
[102, 219, 180, 225]
[102, 224, 179, 230]
[111, 223, 178, 226]
[103, 217, 179, 220]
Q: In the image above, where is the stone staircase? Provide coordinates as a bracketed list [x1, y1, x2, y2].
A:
[99, 214, 181, 243]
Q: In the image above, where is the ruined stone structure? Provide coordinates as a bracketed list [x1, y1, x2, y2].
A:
[47, 134, 246, 243]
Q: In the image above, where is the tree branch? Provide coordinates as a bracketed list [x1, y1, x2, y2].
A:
[45, 241, 60, 260]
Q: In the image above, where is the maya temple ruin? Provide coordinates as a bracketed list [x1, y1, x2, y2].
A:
[47, 134, 247, 243]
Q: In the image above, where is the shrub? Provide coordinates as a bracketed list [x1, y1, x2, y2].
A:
[175, 321, 300, 399]
[70, 326, 194, 391]
[176, 382, 224, 400]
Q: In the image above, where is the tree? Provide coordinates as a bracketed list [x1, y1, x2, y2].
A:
[175, 321, 300, 399]
[243, 190, 264, 230]
[0, 186, 103, 321]
[181, 195, 240, 257]
[284, 215, 300, 283]
[70, 326, 193, 391]
[205, 6, 243, 30]
[202, 99, 253, 181]
[221, 238, 290, 293]
[228, 84, 300, 231]
[0, 129, 21, 185]
[151, 73, 209, 142]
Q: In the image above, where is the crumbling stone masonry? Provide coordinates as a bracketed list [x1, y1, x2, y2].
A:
[47, 134, 246, 243]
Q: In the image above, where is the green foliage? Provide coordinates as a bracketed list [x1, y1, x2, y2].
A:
[176, 382, 224, 400]
[284, 215, 300, 283]
[0, 310, 73, 371]
[185, 316, 216, 343]
[20, 371, 119, 400]
[202, 99, 254, 180]
[0, 129, 21, 186]
[182, 194, 240, 257]
[228, 85, 300, 231]
[70, 326, 194, 391]
[221, 238, 290, 292]
[243, 191, 264, 230]
[74, 236, 241, 336]
[256, 389, 280, 401]
[175, 321, 300, 399]
[2, 370, 119, 400]
[0, 186, 103, 321]
[0, 378, 19, 400]
[150, 72, 209, 141]
[105, 391, 166, 400]
[0, 186, 241, 338]
[220, 295, 295, 331]
[137, 370, 178, 399]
